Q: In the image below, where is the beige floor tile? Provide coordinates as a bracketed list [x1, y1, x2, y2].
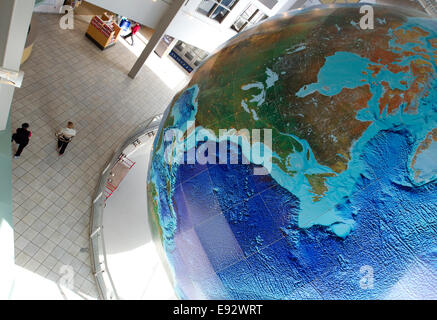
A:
[11, 13, 176, 299]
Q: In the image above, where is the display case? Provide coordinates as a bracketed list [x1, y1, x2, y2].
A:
[86, 15, 121, 50]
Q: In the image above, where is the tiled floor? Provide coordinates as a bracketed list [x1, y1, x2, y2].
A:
[11, 13, 176, 299]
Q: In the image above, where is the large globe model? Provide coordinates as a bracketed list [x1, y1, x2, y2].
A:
[147, 4, 437, 299]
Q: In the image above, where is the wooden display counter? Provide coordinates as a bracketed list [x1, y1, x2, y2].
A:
[86, 15, 121, 50]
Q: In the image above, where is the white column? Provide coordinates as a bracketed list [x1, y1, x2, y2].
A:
[128, 0, 185, 79]
[0, 0, 34, 131]
[0, 0, 34, 300]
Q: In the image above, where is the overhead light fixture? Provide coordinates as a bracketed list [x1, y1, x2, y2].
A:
[0, 67, 24, 88]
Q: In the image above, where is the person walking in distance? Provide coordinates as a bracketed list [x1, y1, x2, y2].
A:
[122, 22, 140, 46]
[11, 123, 31, 159]
[57, 121, 76, 156]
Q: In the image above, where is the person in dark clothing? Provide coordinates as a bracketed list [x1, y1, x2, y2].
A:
[11, 123, 31, 159]
[122, 22, 140, 46]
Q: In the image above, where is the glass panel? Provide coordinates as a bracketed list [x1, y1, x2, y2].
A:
[232, 16, 247, 32]
[211, 5, 230, 23]
[241, 4, 258, 20]
[221, 0, 238, 10]
[196, 0, 217, 16]
[231, 3, 269, 33]
[197, 0, 239, 23]
[184, 52, 194, 61]
[258, 0, 278, 10]
[175, 41, 185, 52]
[251, 11, 267, 24]
[197, 51, 209, 60]
[192, 48, 201, 56]
[192, 47, 207, 59]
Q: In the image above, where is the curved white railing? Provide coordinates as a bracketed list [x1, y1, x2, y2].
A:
[89, 114, 163, 300]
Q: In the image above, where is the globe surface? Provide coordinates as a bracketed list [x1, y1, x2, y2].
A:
[147, 4, 437, 299]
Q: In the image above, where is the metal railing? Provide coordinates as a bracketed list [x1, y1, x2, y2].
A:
[89, 114, 163, 300]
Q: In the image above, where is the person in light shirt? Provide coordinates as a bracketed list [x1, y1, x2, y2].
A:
[57, 121, 76, 156]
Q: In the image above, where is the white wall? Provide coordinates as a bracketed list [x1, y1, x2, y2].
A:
[86, 0, 171, 29]
[166, 0, 298, 53]
[165, 9, 236, 53]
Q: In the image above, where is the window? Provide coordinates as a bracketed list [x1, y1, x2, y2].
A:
[171, 41, 209, 72]
[231, 4, 267, 32]
[192, 47, 209, 61]
[173, 40, 209, 66]
[196, 0, 239, 23]
[258, 0, 277, 10]
[175, 42, 185, 52]
[184, 52, 194, 60]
